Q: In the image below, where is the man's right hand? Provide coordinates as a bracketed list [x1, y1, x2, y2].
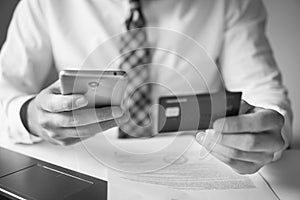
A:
[24, 81, 124, 145]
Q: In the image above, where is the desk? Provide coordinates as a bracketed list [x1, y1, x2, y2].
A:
[260, 150, 300, 200]
[0, 131, 111, 181]
[1, 129, 300, 200]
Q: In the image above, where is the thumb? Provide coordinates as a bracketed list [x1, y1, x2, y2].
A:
[239, 100, 255, 114]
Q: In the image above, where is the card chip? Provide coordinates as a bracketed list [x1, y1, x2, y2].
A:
[165, 107, 180, 117]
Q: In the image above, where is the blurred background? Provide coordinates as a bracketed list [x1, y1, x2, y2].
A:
[1, 0, 300, 147]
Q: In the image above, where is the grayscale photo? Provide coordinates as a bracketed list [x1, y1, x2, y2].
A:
[0, 0, 299, 199]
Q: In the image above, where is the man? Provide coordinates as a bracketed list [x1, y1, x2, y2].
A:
[0, 0, 292, 174]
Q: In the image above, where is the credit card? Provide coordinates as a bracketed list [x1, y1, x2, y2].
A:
[158, 91, 242, 133]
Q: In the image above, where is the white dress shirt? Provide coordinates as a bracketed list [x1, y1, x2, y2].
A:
[0, 0, 292, 158]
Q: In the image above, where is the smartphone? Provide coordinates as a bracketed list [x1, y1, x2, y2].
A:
[59, 69, 128, 107]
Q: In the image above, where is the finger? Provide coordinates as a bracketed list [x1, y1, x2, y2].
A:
[39, 94, 88, 112]
[34, 125, 84, 146]
[213, 109, 284, 133]
[203, 139, 274, 164]
[52, 119, 118, 139]
[196, 134, 263, 174]
[54, 138, 83, 146]
[36, 130, 64, 146]
[37, 81, 89, 112]
[195, 130, 283, 153]
[43, 106, 123, 128]
[210, 151, 262, 175]
[72, 107, 123, 127]
[220, 131, 285, 152]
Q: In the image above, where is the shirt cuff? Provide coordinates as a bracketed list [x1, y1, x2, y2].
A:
[7, 95, 42, 144]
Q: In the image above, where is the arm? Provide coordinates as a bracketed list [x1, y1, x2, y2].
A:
[0, 0, 125, 145]
[220, 0, 292, 152]
[0, 0, 53, 144]
[196, 0, 293, 174]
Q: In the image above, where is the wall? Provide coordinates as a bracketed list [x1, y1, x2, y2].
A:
[0, 0, 19, 49]
[263, 0, 300, 148]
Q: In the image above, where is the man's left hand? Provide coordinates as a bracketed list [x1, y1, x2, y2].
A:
[196, 101, 285, 174]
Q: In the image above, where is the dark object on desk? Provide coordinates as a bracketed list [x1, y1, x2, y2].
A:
[0, 148, 107, 200]
[158, 91, 242, 133]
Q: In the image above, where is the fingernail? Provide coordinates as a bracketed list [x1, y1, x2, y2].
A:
[112, 107, 123, 117]
[76, 97, 88, 107]
[196, 132, 206, 144]
[62, 101, 69, 109]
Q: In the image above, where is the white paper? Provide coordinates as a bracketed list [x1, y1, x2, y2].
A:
[112, 151, 255, 191]
[107, 137, 278, 200]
